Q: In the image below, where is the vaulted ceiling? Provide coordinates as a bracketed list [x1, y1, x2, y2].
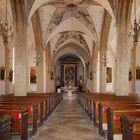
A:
[26, 0, 117, 59]
[1, 0, 118, 60]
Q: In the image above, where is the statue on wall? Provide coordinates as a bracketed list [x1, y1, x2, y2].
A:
[78, 76, 83, 92]
[56, 76, 61, 85]
[78, 76, 83, 86]
[85, 62, 89, 78]
[0, 66, 5, 80]
[30, 67, 36, 84]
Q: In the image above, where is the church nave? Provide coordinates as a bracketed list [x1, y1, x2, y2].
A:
[30, 98, 104, 140]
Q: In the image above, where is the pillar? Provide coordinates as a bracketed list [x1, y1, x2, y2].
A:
[14, 29, 27, 96]
[99, 52, 106, 92]
[5, 47, 10, 94]
[13, 1, 28, 96]
[131, 45, 136, 94]
[36, 48, 46, 92]
[45, 45, 52, 92]
[116, 0, 132, 95]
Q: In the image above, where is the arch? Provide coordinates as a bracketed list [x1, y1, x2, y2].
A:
[44, 17, 97, 48]
[54, 38, 90, 55]
[28, 0, 116, 23]
[53, 42, 91, 65]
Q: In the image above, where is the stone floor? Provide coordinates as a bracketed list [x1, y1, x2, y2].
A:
[30, 97, 104, 140]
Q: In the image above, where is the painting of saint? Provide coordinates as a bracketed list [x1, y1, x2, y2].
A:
[9, 69, 13, 82]
[30, 67, 36, 84]
[136, 67, 140, 80]
[106, 67, 112, 83]
[64, 65, 75, 86]
[0, 66, 5, 80]
[65, 66, 74, 81]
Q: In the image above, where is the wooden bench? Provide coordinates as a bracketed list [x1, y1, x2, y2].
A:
[0, 108, 28, 140]
[77, 92, 140, 140]
[0, 96, 43, 127]
[27, 92, 63, 114]
[121, 115, 140, 140]
[0, 101, 38, 134]
[0, 92, 63, 140]
[98, 102, 140, 136]
[107, 108, 140, 140]
[0, 114, 12, 140]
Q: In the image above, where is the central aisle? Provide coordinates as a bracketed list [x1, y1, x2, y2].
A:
[31, 97, 104, 140]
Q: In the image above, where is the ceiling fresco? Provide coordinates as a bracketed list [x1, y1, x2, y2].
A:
[25, 0, 116, 58]
[44, 5, 97, 45]
[54, 31, 90, 52]
[47, 0, 99, 7]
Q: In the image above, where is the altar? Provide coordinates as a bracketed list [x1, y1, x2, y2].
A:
[61, 87, 77, 99]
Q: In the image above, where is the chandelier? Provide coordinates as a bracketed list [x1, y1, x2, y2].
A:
[34, 55, 41, 66]
[0, 0, 13, 46]
[102, 54, 108, 67]
[129, 0, 140, 45]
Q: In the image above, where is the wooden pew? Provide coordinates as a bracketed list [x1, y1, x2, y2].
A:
[107, 108, 140, 140]
[77, 92, 117, 126]
[27, 92, 63, 114]
[0, 92, 62, 140]
[98, 102, 140, 136]
[77, 92, 140, 139]
[0, 96, 43, 128]
[0, 108, 28, 140]
[27, 93, 54, 116]
[91, 94, 140, 128]
[0, 101, 38, 135]
[0, 114, 12, 140]
[121, 115, 140, 140]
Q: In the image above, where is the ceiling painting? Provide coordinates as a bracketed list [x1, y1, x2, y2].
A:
[44, 5, 97, 45]
[54, 31, 90, 53]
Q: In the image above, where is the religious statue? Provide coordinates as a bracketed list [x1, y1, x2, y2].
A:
[56, 76, 61, 85]
[78, 76, 83, 86]
[78, 76, 83, 92]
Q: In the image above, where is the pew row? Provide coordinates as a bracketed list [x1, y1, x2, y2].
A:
[0, 92, 63, 140]
[0, 108, 28, 140]
[0, 114, 12, 140]
[77, 92, 140, 140]
[121, 115, 140, 140]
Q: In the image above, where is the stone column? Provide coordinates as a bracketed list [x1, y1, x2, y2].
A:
[91, 45, 98, 92]
[99, 52, 106, 93]
[115, 0, 132, 96]
[116, 31, 130, 95]
[5, 47, 10, 94]
[36, 48, 46, 92]
[46, 65, 51, 92]
[92, 67, 98, 92]
[112, 60, 117, 92]
[51, 64, 55, 92]
[45, 46, 52, 92]
[14, 33, 27, 96]
[83, 66, 86, 88]
[90, 69, 94, 92]
[131, 45, 136, 94]
[11, 1, 28, 96]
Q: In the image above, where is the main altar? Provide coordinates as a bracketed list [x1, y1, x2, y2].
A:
[61, 86, 77, 99]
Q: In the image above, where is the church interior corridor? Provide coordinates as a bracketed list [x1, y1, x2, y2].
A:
[1, 0, 140, 140]
[30, 96, 104, 140]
